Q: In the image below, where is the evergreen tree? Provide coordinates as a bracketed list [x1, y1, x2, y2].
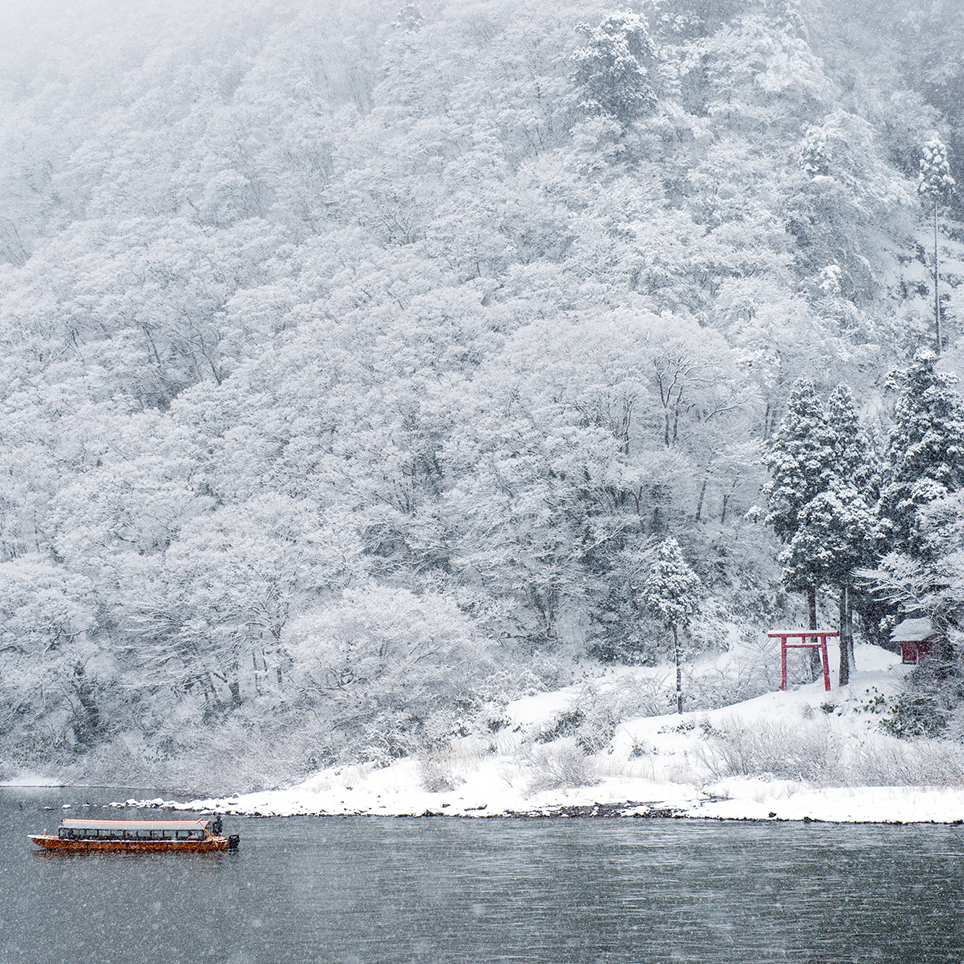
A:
[800, 126, 831, 178]
[573, 11, 658, 125]
[827, 386, 877, 496]
[641, 538, 700, 714]
[781, 484, 875, 685]
[765, 382, 879, 683]
[918, 137, 955, 353]
[392, 2, 423, 32]
[867, 493, 964, 735]
[826, 385, 880, 682]
[763, 378, 838, 633]
[878, 352, 964, 562]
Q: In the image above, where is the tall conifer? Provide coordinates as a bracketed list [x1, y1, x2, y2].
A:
[641, 538, 700, 714]
[879, 352, 964, 562]
[765, 382, 878, 683]
[918, 138, 955, 353]
[573, 11, 657, 125]
[763, 378, 837, 636]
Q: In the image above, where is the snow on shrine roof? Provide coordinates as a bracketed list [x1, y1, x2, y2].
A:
[59, 819, 210, 831]
[891, 618, 935, 642]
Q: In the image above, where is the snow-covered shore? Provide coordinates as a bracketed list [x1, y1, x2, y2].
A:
[169, 762, 964, 825]
[134, 644, 964, 825]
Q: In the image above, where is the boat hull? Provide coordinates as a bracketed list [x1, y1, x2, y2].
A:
[29, 834, 232, 853]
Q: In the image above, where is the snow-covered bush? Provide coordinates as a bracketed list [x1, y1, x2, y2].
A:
[522, 739, 602, 796]
[844, 735, 964, 787]
[566, 675, 671, 748]
[417, 739, 489, 793]
[284, 585, 494, 762]
[700, 708, 964, 788]
[699, 713, 844, 783]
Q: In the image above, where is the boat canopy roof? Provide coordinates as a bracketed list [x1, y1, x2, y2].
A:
[59, 819, 211, 831]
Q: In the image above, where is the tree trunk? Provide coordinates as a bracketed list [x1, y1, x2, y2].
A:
[673, 624, 683, 715]
[720, 480, 737, 525]
[847, 598, 855, 672]
[838, 586, 852, 687]
[807, 586, 821, 680]
[72, 662, 101, 744]
[228, 679, 242, 708]
[695, 476, 708, 522]
[934, 202, 942, 355]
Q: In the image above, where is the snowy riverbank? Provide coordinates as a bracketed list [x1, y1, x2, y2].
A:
[128, 644, 964, 825]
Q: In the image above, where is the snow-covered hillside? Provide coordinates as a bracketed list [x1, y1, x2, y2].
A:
[152, 644, 964, 824]
[4, 0, 964, 789]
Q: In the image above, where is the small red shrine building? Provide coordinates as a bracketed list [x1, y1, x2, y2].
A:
[891, 617, 938, 665]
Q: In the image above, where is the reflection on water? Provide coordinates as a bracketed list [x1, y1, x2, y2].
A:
[4, 786, 964, 963]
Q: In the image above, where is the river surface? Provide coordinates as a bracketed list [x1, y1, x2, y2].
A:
[3, 786, 964, 963]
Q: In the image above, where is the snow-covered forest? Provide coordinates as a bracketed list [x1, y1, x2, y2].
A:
[3, 0, 964, 792]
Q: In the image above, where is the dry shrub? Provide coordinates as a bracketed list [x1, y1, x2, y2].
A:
[569, 673, 672, 746]
[699, 715, 843, 783]
[418, 753, 463, 793]
[843, 736, 964, 787]
[416, 739, 488, 793]
[686, 651, 781, 710]
[523, 739, 601, 796]
[700, 712, 964, 788]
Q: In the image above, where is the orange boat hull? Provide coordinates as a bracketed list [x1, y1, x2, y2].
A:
[29, 834, 230, 853]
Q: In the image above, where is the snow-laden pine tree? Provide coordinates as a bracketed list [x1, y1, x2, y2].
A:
[868, 353, 964, 727]
[918, 137, 956, 353]
[573, 11, 657, 126]
[868, 495, 964, 738]
[765, 382, 880, 682]
[781, 486, 876, 685]
[878, 352, 964, 562]
[641, 538, 700, 714]
[763, 378, 838, 632]
[827, 386, 877, 495]
[800, 126, 830, 178]
[825, 385, 879, 682]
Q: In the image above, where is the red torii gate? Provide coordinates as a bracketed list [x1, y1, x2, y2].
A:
[767, 630, 838, 692]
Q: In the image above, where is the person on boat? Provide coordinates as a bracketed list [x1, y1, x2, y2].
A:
[212, 815, 223, 835]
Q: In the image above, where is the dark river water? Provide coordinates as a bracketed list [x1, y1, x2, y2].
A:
[3, 786, 964, 963]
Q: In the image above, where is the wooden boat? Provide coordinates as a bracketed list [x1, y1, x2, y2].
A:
[29, 818, 240, 853]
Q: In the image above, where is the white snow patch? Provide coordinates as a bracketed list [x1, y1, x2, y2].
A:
[0, 774, 65, 788]
[505, 687, 581, 731]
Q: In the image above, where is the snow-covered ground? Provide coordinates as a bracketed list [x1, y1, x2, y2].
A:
[143, 643, 964, 825]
